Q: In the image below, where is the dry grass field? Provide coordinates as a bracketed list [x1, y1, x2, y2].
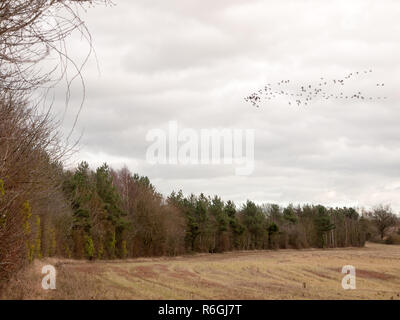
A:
[2, 243, 399, 300]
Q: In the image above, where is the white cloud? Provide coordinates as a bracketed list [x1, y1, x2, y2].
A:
[53, 0, 400, 211]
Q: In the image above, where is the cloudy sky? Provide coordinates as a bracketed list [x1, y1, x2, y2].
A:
[55, 0, 400, 210]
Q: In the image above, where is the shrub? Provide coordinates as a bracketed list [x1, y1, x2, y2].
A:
[385, 234, 400, 245]
[85, 236, 95, 260]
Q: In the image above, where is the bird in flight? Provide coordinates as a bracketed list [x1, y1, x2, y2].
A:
[244, 69, 388, 108]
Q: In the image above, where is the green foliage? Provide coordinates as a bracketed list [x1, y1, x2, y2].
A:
[22, 201, 32, 235]
[96, 163, 125, 224]
[21, 201, 35, 263]
[64, 161, 94, 233]
[64, 245, 72, 259]
[121, 240, 128, 259]
[268, 223, 279, 234]
[35, 216, 42, 259]
[267, 222, 279, 247]
[97, 242, 104, 259]
[314, 205, 336, 247]
[106, 230, 116, 258]
[241, 201, 267, 249]
[210, 196, 228, 232]
[18, 161, 370, 262]
[0, 179, 5, 197]
[283, 205, 298, 224]
[27, 242, 35, 264]
[85, 235, 95, 260]
[224, 200, 236, 218]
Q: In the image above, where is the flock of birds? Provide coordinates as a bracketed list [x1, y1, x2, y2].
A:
[244, 70, 388, 108]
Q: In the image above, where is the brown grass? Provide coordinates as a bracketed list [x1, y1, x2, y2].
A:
[1, 243, 400, 300]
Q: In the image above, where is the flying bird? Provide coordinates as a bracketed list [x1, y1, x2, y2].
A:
[244, 69, 387, 108]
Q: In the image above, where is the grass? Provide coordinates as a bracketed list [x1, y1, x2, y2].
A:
[1, 242, 400, 300]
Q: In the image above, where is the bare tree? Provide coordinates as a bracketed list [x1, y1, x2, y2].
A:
[0, 0, 109, 284]
[0, 1, 111, 92]
[370, 205, 398, 240]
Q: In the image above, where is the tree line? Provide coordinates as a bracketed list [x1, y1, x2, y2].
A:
[4, 160, 399, 267]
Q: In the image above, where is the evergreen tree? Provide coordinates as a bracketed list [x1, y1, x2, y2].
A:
[314, 205, 335, 248]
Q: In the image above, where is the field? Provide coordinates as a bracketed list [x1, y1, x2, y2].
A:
[2, 243, 400, 300]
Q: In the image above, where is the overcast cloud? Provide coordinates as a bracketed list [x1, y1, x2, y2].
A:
[54, 0, 400, 211]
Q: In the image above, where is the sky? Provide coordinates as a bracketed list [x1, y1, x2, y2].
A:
[54, 0, 400, 211]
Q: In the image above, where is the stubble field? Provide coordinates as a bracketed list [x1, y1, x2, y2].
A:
[2, 243, 399, 300]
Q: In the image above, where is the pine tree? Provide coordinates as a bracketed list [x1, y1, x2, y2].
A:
[314, 205, 335, 248]
[95, 163, 128, 258]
